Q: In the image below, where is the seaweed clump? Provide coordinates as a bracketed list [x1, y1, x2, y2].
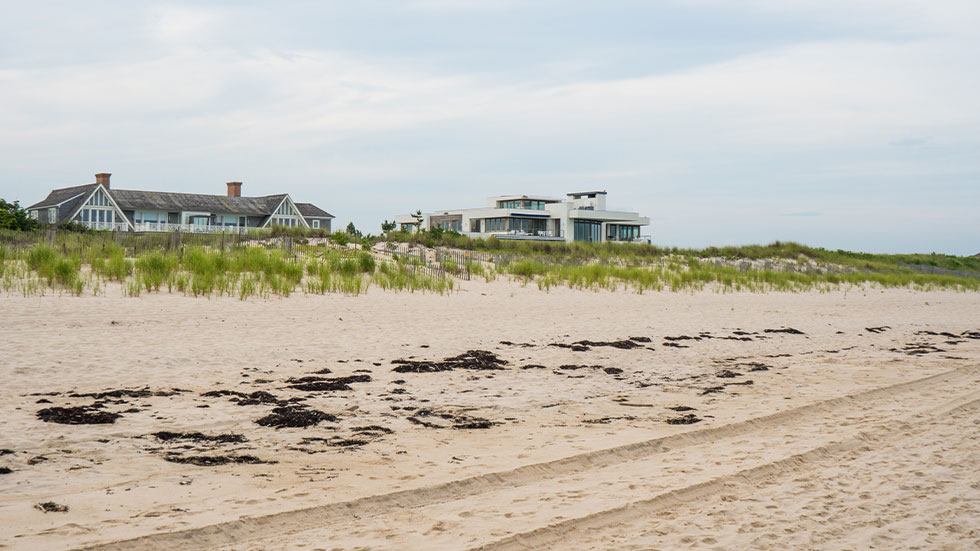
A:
[163, 454, 274, 466]
[151, 432, 247, 444]
[37, 406, 122, 425]
[35, 501, 69, 513]
[666, 414, 702, 425]
[392, 350, 508, 373]
[287, 374, 371, 392]
[255, 406, 338, 428]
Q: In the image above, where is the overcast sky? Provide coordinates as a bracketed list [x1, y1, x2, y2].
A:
[1, 1, 977, 254]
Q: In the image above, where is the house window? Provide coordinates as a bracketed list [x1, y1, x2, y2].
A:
[30, 210, 38, 219]
[48, 208, 56, 223]
[312, 220, 320, 229]
[573, 220, 602, 242]
[275, 202, 298, 216]
[619, 225, 639, 241]
[471, 219, 481, 232]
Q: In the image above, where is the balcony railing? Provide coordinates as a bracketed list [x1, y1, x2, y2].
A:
[132, 222, 255, 234]
[606, 235, 652, 244]
[77, 221, 130, 232]
[75, 220, 258, 234]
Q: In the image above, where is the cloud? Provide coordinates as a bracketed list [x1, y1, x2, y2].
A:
[889, 138, 929, 147]
[0, 1, 977, 253]
[148, 5, 223, 44]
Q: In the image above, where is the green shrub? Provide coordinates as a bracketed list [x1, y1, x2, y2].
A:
[53, 257, 80, 289]
[357, 251, 376, 273]
[135, 252, 176, 291]
[26, 246, 57, 271]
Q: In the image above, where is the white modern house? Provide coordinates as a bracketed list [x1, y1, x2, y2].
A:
[27, 173, 333, 233]
[394, 191, 650, 243]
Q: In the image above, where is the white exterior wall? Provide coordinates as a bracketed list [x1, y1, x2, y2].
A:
[395, 193, 650, 243]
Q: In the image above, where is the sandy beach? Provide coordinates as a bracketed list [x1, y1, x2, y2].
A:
[1, 281, 978, 550]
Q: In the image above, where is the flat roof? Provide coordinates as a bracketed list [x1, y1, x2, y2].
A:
[566, 190, 607, 197]
[491, 194, 561, 202]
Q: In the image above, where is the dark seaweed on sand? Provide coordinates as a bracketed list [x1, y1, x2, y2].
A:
[201, 390, 285, 405]
[37, 406, 122, 425]
[666, 414, 702, 425]
[573, 339, 643, 350]
[407, 409, 494, 430]
[352, 425, 394, 434]
[764, 327, 805, 335]
[255, 406, 338, 428]
[287, 374, 371, 392]
[69, 388, 186, 399]
[35, 501, 69, 513]
[164, 454, 274, 466]
[392, 350, 508, 373]
[551, 336, 651, 351]
[151, 432, 247, 444]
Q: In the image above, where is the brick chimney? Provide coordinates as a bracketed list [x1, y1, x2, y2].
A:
[227, 182, 242, 197]
[95, 173, 111, 189]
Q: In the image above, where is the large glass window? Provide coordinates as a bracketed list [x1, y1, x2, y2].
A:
[496, 199, 547, 210]
[436, 220, 462, 232]
[487, 217, 510, 231]
[573, 220, 601, 242]
[605, 224, 640, 241]
[275, 202, 298, 216]
[86, 189, 112, 207]
[512, 218, 547, 234]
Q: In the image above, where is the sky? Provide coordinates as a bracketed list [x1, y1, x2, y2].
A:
[1, 1, 977, 254]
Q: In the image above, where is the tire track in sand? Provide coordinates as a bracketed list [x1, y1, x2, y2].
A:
[469, 390, 980, 551]
[78, 366, 979, 551]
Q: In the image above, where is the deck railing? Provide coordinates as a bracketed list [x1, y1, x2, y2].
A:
[130, 222, 255, 234]
[78, 221, 130, 232]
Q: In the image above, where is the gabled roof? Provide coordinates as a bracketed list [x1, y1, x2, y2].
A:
[27, 184, 97, 210]
[27, 183, 100, 225]
[295, 202, 334, 218]
[110, 190, 287, 216]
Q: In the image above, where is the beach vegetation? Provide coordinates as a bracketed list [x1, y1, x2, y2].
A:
[0, 199, 39, 232]
[1, 227, 975, 297]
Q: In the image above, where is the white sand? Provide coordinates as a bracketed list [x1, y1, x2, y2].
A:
[0, 281, 978, 550]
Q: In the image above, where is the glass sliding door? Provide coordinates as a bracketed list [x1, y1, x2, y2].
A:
[573, 220, 602, 242]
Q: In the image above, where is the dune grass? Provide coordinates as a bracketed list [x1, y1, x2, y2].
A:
[0, 239, 453, 298]
[388, 231, 980, 275]
[507, 256, 980, 293]
[2, 229, 976, 297]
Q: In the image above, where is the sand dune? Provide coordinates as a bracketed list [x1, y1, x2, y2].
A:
[0, 281, 977, 550]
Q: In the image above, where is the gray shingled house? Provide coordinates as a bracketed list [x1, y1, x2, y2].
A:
[27, 173, 333, 233]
